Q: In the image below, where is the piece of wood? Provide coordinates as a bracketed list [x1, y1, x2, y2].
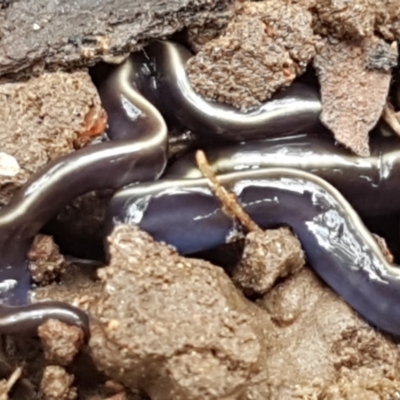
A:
[0, 0, 234, 79]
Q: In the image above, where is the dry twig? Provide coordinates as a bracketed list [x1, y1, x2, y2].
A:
[382, 102, 400, 138]
[0, 367, 22, 400]
[196, 150, 261, 233]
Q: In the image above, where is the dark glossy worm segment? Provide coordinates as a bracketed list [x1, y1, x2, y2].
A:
[0, 55, 168, 334]
[166, 131, 400, 216]
[141, 40, 322, 141]
[0, 302, 90, 336]
[111, 168, 400, 336]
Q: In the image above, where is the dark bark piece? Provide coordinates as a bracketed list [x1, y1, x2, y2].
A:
[0, 0, 235, 80]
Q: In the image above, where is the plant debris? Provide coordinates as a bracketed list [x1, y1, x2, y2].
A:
[382, 102, 400, 139]
[196, 151, 306, 297]
[196, 150, 261, 233]
[0, 367, 22, 400]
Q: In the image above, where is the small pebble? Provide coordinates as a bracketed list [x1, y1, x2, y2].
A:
[0, 152, 20, 177]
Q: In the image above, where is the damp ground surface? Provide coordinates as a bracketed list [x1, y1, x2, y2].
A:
[1, 0, 400, 399]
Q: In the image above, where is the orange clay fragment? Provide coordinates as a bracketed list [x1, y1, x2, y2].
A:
[74, 105, 108, 148]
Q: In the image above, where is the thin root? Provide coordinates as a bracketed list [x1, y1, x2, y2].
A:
[196, 150, 261, 233]
[0, 367, 23, 399]
[382, 102, 400, 137]
[6, 367, 22, 392]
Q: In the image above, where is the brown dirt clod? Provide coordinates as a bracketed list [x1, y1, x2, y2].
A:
[28, 235, 67, 285]
[33, 260, 102, 315]
[38, 319, 85, 366]
[31, 225, 400, 399]
[311, 0, 400, 42]
[232, 228, 305, 297]
[89, 224, 265, 400]
[254, 268, 400, 398]
[0, 71, 105, 207]
[313, 36, 397, 156]
[40, 366, 76, 400]
[311, 0, 376, 40]
[186, 0, 319, 111]
[185, 7, 235, 53]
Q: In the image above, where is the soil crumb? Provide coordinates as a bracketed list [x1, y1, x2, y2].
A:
[232, 228, 305, 296]
[186, 0, 319, 111]
[312, 0, 400, 42]
[254, 268, 400, 399]
[29, 224, 400, 399]
[186, 1, 400, 155]
[0, 71, 105, 207]
[28, 235, 67, 285]
[40, 366, 76, 400]
[313, 36, 397, 156]
[38, 320, 85, 366]
[185, 7, 235, 53]
[89, 224, 265, 400]
[33, 260, 102, 315]
[312, 0, 376, 40]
